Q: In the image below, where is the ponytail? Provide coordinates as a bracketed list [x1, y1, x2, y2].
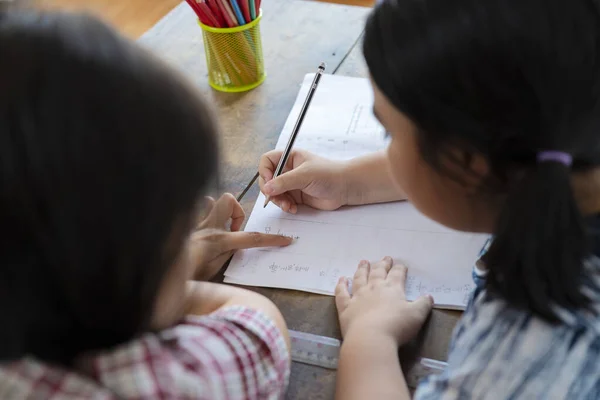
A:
[483, 159, 590, 322]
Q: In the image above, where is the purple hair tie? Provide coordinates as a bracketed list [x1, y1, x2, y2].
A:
[537, 150, 573, 167]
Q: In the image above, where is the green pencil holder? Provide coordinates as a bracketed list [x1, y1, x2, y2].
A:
[199, 11, 266, 93]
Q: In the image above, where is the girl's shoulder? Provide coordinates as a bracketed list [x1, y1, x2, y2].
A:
[0, 306, 290, 400]
[415, 261, 600, 399]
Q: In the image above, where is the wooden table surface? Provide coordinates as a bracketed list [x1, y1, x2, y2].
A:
[141, 2, 461, 398]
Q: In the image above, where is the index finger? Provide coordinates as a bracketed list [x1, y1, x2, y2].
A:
[223, 231, 293, 251]
[259, 150, 284, 183]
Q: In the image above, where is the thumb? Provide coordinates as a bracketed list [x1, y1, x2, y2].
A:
[411, 295, 434, 320]
[263, 167, 312, 196]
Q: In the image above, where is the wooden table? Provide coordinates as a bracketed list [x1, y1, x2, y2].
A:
[141, 3, 461, 398]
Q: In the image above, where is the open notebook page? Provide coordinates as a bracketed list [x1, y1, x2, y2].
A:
[224, 74, 489, 310]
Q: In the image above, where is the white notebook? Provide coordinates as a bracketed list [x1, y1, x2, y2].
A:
[224, 74, 489, 310]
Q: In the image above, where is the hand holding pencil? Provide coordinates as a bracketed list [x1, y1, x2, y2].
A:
[263, 63, 326, 208]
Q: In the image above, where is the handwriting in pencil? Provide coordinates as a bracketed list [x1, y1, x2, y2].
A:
[268, 262, 309, 273]
[264, 226, 300, 240]
[404, 275, 474, 304]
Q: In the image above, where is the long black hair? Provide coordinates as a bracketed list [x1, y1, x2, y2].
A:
[0, 9, 218, 362]
[364, 0, 600, 321]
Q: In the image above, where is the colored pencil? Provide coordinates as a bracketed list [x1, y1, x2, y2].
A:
[185, 0, 204, 21]
[249, 0, 256, 20]
[206, 0, 227, 27]
[230, 0, 246, 25]
[197, 1, 221, 27]
[220, 0, 239, 27]
[215, 0, 236, 27]
[239, 0, 251, 23]
[188, 0, 260, 26]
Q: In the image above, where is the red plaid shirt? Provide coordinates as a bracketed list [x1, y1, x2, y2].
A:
[0, 306, 290, 399]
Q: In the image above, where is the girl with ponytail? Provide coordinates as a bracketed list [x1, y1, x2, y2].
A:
[259, 0, 600, 397]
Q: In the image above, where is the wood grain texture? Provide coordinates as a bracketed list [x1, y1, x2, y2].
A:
[334, 35, 368, 76]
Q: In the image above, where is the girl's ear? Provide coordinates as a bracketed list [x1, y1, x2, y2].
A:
[469, 152, 491, 180]
[442, 146, 490, 192]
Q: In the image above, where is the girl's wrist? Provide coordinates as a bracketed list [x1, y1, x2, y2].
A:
[341, 327, 400, 357]
[341, 159, 368, 206]
[343, 324, 401, 348]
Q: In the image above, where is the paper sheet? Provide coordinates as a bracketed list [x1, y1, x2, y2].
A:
[224, 74, 489, 309]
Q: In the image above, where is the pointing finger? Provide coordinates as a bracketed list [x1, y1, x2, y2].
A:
[223, 231, 293, 252]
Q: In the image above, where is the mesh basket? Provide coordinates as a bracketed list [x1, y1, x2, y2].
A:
[199, 12, 266, 93]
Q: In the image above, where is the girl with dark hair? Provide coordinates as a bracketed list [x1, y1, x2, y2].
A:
[259, 0, 600, 397]
[0, 7, 292, 399]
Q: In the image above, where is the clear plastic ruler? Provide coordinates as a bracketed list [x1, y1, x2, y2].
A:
[289, 329, 447, 388]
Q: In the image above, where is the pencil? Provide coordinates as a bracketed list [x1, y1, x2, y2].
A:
[239, 0, 251, 23]
[249, 0, 256, 20]
[219, 0, 239, 27]
[215, 0, 236, 27]
[185, 0, 204, 21]
[197, 1, 220, 27]
[264, 63, 327, 208]
[230, 0, 246, 25]
[206, 0, 227, 27]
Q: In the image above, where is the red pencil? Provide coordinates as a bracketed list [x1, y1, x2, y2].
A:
[185, 0, 204, 20]
[239, 0, 251, 23]
[256, 0, 261, 14]
[206, 0, 227, 27]
[197, 1, 221, 27]
[215, 0, 236, 27]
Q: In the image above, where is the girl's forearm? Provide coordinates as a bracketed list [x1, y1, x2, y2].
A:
[184, 281, 237, 316]
[186, 281, 282, 320]
[185, 281, 291, 350]
[344, 151, 406, 206]
[335, 329, 410, 400]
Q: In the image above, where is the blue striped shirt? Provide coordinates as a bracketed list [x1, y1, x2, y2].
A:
[415, 238, 600, 399]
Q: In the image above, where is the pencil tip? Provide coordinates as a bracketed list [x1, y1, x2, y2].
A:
[263, 197, 270, 208]
[319, 62, 326, 70]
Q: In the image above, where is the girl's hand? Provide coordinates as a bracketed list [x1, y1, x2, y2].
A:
[258, 149, 348, 213]
[335, 257, 433, 346]
[191, 193, 292, 280]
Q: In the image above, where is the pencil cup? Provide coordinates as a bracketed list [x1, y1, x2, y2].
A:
[199, 11, 266, 93]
